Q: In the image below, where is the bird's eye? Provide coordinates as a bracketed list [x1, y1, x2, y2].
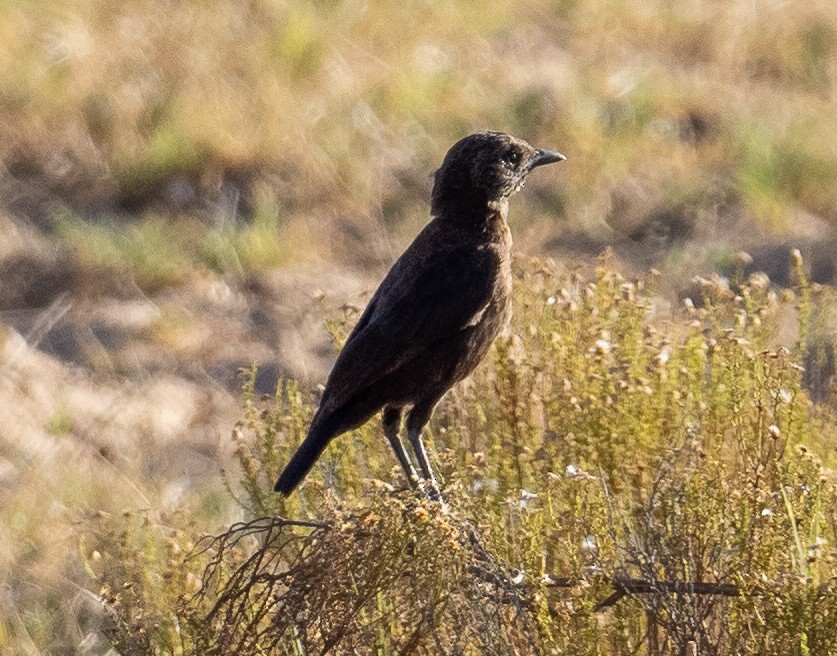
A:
[503, 150, 521, 168]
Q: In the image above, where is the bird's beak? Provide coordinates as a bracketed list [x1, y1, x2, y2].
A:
[528, 149, 566, 170]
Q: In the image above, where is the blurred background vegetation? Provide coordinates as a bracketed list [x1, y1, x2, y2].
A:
[2, 0, 837, 282]
[1, 0, 836, 653]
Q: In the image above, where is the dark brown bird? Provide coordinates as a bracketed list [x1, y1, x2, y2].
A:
[274, 131, 565, 496]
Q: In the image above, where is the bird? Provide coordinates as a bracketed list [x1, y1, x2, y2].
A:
[274, 131, 565, 497]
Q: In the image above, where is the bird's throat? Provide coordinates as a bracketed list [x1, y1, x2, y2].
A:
[487, 198, 509, 221]
[431, 192, 511, 244]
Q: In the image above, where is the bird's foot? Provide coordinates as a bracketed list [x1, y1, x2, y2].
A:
[417, 478, 449, 511]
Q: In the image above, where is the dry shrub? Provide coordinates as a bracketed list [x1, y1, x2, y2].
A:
[90, 256, 837, 655]
[177, 499, 545, 655]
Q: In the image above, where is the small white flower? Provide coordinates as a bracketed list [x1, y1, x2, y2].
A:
[808, 537, 827, 560]
[473, 477, 499, 493]
[761, 508, 774, 517]
[519, 489, 538, 509]
[546, 296, 556, 305]
[565, 464, 595, 480]
[581, 535, 597, 553]
[593, 339, 611, 354]
[510, 570, 526, 585]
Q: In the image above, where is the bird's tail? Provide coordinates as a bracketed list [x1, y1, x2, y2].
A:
[274, 425, 332, 495]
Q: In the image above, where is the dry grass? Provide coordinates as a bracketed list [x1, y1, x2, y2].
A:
[1, 0, 836, 279]
[2, 1, 837, 654]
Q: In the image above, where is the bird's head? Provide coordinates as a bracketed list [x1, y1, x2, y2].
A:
[431, 131, 565, 217]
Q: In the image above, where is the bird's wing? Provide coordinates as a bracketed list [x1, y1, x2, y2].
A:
[316, 244, 497, 417]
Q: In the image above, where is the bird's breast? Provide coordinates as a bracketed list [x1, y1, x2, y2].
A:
[453, 243, 512, 372]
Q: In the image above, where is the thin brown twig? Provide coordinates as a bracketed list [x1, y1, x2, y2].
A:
[465, 567, 741, 612]
[541, 575, 739, 611]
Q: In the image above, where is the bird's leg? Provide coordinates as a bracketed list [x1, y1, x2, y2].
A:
[405, 401, 443, 502]
[382, 406, 419, 488]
